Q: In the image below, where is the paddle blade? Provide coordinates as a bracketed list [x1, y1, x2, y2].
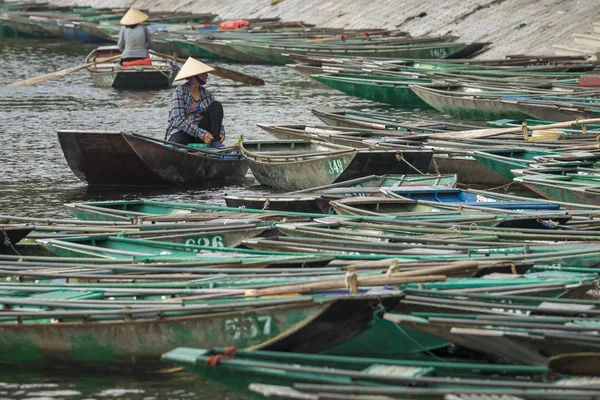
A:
[211, 65, 265, 86]
[549, 352, 600, 375]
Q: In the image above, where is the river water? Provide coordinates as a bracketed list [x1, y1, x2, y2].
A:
[0, 38, 480, 399]
[0, 38, 404, 220]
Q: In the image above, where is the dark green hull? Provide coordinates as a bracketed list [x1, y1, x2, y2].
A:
[311, 74, 431, 107]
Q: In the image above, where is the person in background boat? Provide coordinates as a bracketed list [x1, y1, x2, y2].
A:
[117, 8, 153, 66]
[165, 57, 225, 148]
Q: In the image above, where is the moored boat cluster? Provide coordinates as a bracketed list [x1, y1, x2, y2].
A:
[6, 1, 600, 399]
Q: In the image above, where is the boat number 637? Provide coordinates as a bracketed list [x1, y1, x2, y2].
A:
[184, 235, 224, 248]
[224, 316, 273, 340]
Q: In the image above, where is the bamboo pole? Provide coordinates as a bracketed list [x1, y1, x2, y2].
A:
[245, 274, 445, 296]
[8, 55, 121, 87]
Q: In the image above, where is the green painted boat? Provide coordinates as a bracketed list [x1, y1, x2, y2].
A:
[310, 74, 433, 107]
[163, 346, 551, 399]
[385, 289, 600, 368]
[0, 291, 400, 369]
[85, 46, 179, 89]
[515, 172, 600, 206]
[165, 37, 220, 59]
[472, 149, 560, 180]
[227, 41, 488, 65]
[0, 14, 59, 38]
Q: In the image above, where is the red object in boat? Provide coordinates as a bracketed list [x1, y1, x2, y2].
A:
[578, 75, 600, 87]
[122, 58, 152, 66]
[218, 19, 250, 30]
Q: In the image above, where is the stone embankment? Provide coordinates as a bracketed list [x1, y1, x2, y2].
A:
[21, 0, 600, 59]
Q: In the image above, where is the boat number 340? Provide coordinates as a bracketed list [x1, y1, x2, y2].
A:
[184, 235, 225, 248]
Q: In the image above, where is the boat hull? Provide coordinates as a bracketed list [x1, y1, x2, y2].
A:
[411, 85, 531, 120]
[57, 131, 169, 186]
[89, 69, 177, 89]
[0, 300, 387, 369]
[123, 134, 249, 184]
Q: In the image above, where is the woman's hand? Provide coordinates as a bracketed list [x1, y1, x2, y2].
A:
[203, 132, 214, 144]
[219, 133, 225, 143]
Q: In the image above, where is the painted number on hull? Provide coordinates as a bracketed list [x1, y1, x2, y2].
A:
[184, 235, 224, 249]
[225, 316, 273, 340]
[327, 158, 346, 178]
[430, 48, 448, 58]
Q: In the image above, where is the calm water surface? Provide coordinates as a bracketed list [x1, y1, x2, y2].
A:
[0, 38, 480, 399]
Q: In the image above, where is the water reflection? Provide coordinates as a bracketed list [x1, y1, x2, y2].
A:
[0, 369, 244, 400]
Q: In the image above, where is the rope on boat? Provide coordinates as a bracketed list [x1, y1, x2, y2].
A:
[431, 156, 441, 175]
[485, 181, 514, 192]
[395, 152, 424, 175]
[2, 230, 21, 257]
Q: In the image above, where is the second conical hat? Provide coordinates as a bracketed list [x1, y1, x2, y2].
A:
[120, 8, 149, 25]
[174, 57, 215, 81]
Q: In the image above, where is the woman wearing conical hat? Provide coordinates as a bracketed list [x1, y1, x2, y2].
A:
[117, 8, 153, 65]
[165, 57, 225, 148]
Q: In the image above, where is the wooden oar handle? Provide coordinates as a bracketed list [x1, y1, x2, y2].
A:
[149, 50, 265, 86]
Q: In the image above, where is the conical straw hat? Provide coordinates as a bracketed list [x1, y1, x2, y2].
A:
[120, 8, 149, 25]
[174, 57, 215, 81]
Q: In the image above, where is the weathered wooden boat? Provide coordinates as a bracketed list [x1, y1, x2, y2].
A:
[35, 235, 335, 269]
[122, 133, 249, 184]
[503, 98, 600, 122]
[386, 290, 600, 370]
[57, 130, 169, 186]
[240, 140, 432, 190]
[224, 174, 458, 214]
[85, 46, 179, 89]
[409, 84, 532, 120]
[0, 291, 400, 369]
[163, 347, 552, 399]
[0, 224, 34, 254]
[328, 197, 573, 229]
[515, 172, 600, 206]
[310, 107, 482, 132]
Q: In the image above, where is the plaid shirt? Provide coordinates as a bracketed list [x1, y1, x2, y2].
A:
[165, 83, 225, 140]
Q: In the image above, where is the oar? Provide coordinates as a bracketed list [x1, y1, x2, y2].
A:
[149, 50, 265, 86]
[7, 55, 121, 87]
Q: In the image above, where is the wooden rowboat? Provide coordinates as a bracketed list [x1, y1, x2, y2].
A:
[85, 46, 179, 89]
[240, 140, 432, 190]
[57, 130, 169, 186]
[0, 224, 34, 254]
[0, 292, 400, 369]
